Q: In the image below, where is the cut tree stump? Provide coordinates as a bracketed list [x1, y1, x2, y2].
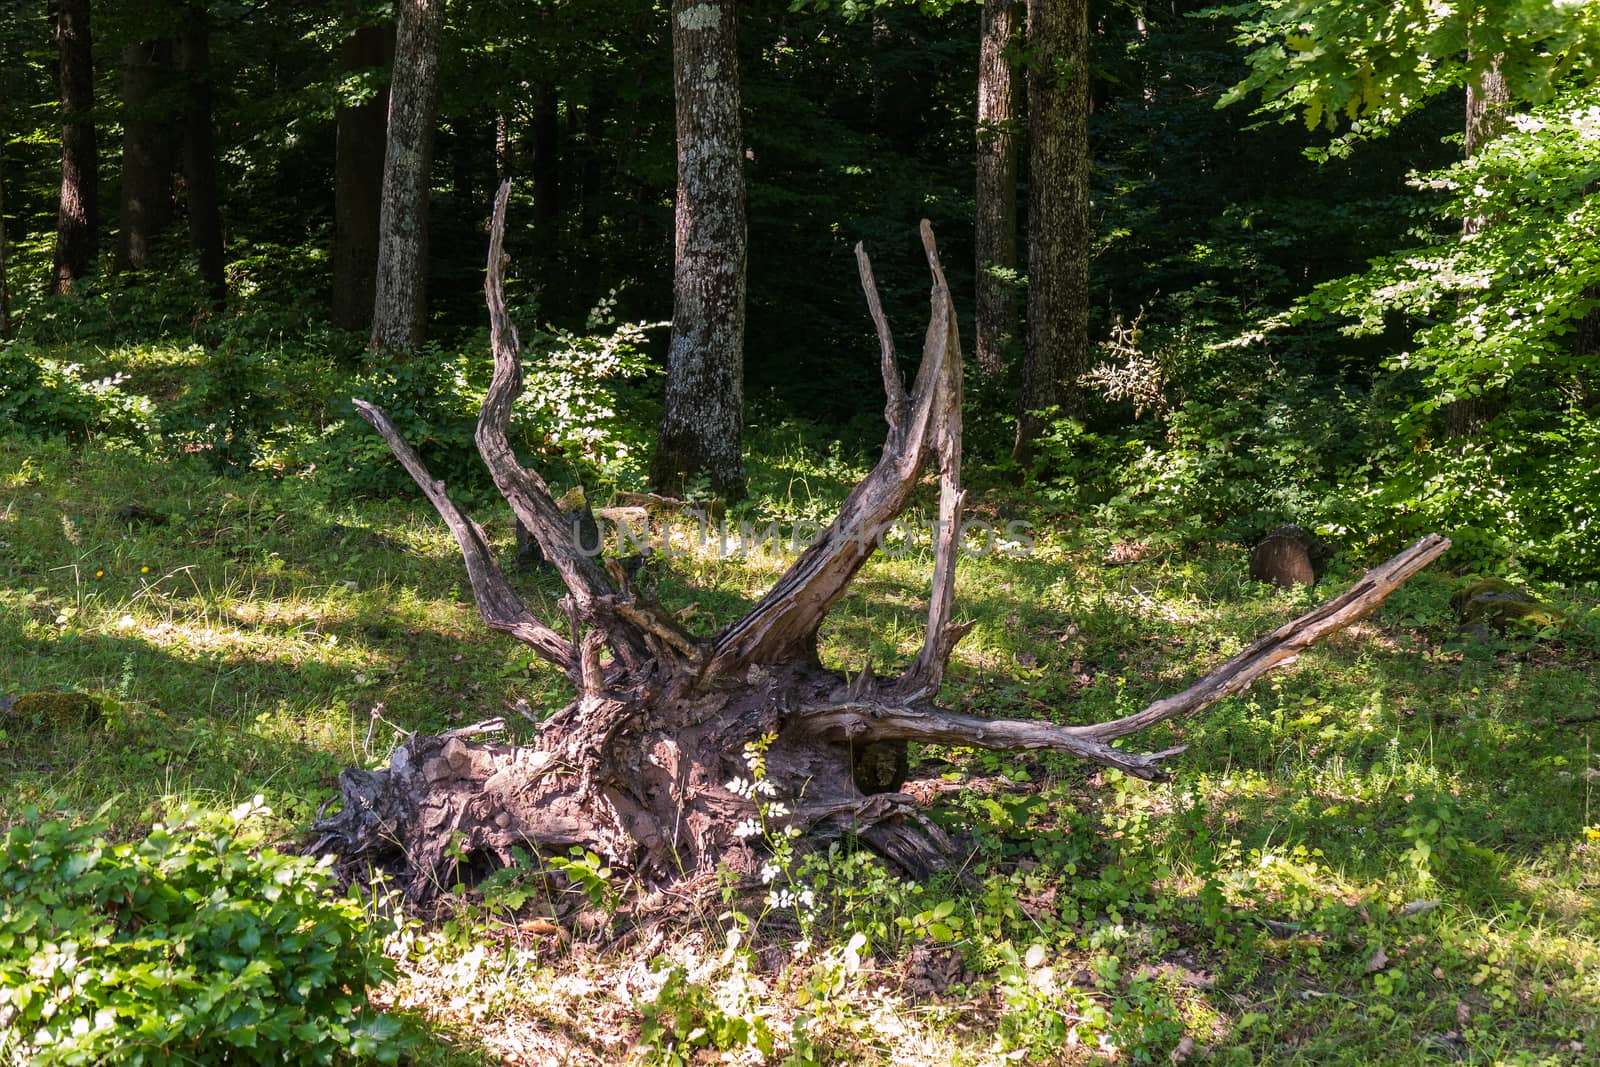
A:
[307, 184, 1451, 902]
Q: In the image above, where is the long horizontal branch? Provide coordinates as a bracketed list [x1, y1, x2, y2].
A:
[800, 533, 1451, 781]
[1059, 532, 1450, 743]
[803, 700, 1189, 779]
[350, 400, 576, 674]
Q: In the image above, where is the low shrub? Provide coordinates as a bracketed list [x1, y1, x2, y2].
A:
[0, 799, 409, 1066]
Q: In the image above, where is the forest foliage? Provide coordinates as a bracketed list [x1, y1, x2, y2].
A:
[2, 0, 1600, 1062]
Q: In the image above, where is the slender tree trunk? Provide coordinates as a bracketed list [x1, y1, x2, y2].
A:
[1443, 54, 1511, 437]
[650, 0, 747, 500]
[116, 36, 174, 273]
[1462, 57, 1509, 236]
[179, 9, 225, 307]
[1, 146, 9, 338]
[332, 22, 394, 332]
[51, 0, 98, 295]
[370, 0, 445, 354]
[975, 0, 1020, 377]
[532, 84, 560, 226]
[1012, 0, 1090, 466]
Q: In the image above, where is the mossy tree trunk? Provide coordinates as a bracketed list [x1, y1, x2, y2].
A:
[178, 7, 225, 308]
[1012, 0, 1090, 466]
[370, 0, 445, 354]
[332, 19, 394, 332]
[975, 0, 1020, 378]
[116, 31, 175, 274]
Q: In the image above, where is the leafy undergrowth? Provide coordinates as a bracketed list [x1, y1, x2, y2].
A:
[3, 430, 1600, 1065]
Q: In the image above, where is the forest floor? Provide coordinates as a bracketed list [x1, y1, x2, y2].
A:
[3, 424, 1600, 1066]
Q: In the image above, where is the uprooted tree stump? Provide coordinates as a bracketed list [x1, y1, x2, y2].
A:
[307, 184, 1451, 903]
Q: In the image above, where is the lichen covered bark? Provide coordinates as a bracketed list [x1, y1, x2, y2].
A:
[371, 0, 445, 353]
[651, 0, 748, 500]
[975, 0, 1020, 377]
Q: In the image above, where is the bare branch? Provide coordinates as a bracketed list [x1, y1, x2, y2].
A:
[802, 534, 1452, 781]
[900, 220, 967, 701]
[803, 699, 1188, 780]
[476, 182, 626, 624]
[705, 222, 960, 679]
[1063, 533, 1451, 743]
[854, 241, 908, 430]
[350, 399, 575, 674]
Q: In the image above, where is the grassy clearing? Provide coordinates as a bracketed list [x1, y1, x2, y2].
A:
[4, 421, 1600, 1065]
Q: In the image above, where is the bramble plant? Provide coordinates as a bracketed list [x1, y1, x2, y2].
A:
[0, 799, 410, 1066]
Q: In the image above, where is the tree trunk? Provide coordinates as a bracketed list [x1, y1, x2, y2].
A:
[1, 145, 9, 338]
[309, 186, 1450, 906]
[50, 0, 98, 295]
[370, 0, 445, 354]
[179, 9, 225, 308]
[975, 0, 1020, 377]
[532, 84, 560, 226]
[1443, 54, 1511, 438]
[332, 21, 394, 332]
[1012, 0, 1090, 466]
[116, 36, 175, 273]
[649, 0, 748, 501]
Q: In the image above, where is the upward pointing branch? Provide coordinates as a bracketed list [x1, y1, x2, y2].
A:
[704, 223, 960, 679]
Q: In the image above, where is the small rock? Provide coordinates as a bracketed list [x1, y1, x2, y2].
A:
[114, 502, 167, 526]
[1451, 578, 1562, 633]
[3, 691, 102, 728]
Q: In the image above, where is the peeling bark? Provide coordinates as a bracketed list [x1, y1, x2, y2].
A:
[312, 188, 1449, 904]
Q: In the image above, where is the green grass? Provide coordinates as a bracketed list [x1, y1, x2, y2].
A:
[3, 421, 1599, 1065]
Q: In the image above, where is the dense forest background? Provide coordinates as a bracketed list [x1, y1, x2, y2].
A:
[6, 4, 1600, 1064]
[11, 0, 1589, 578]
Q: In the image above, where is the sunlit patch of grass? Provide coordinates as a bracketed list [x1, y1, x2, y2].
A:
[5, 425, 1600, 1062]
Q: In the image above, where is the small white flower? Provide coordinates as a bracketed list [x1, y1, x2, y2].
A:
[798, 888, 815, 910]
[766, 802, 791, 818]
[760, 862, 780, 884]
[725, 776, 754, 798]
[733, 818, 762, 839]
[754, 779, 778, 797]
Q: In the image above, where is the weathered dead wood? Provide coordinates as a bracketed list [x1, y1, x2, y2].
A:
[701, 222, 959, 680]
[900, 229, 969, 702]
[800, 533, 1451, 780]
[315, 190, 1452, 904]
[350, 400, 576, 675]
